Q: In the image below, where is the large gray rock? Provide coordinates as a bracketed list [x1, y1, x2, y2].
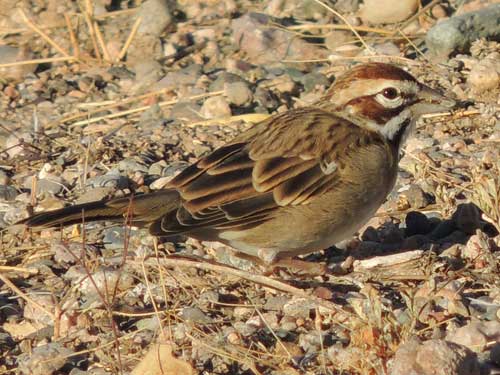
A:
[0, 45, 36, 82]
[137, 0, 175, 36]
[389, 338, 480, 375]
[231, 13, 327, 67]
[426, 5, 500, 59]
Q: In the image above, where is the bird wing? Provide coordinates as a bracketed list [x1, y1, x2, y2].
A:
[149, 107, 383, 236]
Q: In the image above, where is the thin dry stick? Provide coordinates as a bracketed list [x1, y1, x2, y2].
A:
[311, 0, 373, 53]
[286, 23, 394, 35]
[77, 100, 116, 108]
[93, 21, 111, 62]
[327, 54, 418, 65]
[281, 57, 330, 63]
[117, 16, 142, 62]
[128, 255, 344, 313]
[2, 323, 151, 375]
[0, 273, 56, 319]
[253, 305, 294, 361]
[64, 13, 80, 59]
[152, 238, 174, 342]
[82, 3, 102, 62]
[422, 109, 481, 119]
[49, 87, 171, 127]
[183, 331, 264, 375]
[187, 113, 270, 127]
[140, 261, 167, 340]
[0, 56, 75, 68]
[398, 29, 427, 60]
[391, 0, 442, 38]
[69, 90, 225, 128]
[80, 7, 137, 20]
[0, 265, 38, 275]
[18, 9, 71, 57]
[51, 78, 287, 127]
[0, 9, 138, 37]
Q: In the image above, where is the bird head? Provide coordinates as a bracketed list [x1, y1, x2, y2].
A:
[320, 62, 456, 147]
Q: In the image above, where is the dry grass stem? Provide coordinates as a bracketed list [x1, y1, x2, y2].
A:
[112, 255, 344, 313]
[64, 13, 80, 59]
[422, 108, 483, 119]
[387, 0, 442, 39]
[0, 265, 39, 275]
[68, 90, 225, 128]
[187, 113, 270, 127]
[94, 21, 111, 62]
[311, 0, 373, 53]
[81, 3, 102, 62]
[0, 273, 56, 319]
[0, 8, 137, 36]
[0, 56, 76, 68]
[287, 23, 394, 35]
[118, 16, 142, 62]
[327, 54, 419, 64]
[18, 9, 71, 57]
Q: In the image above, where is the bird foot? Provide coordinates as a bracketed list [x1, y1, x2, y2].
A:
[269, 258, 328, 276]
[231, 251, 328, 276]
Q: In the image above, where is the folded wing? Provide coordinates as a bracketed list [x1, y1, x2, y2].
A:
[149, 108, 381, 236]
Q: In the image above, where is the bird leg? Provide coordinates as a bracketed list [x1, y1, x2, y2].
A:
[255, 248, 328, 275]
[268, 257, 328, 275]
[227, 248, 329, 275]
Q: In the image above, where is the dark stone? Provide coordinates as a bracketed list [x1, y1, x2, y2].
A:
[405, 211, 432, 236]
[430, 219, 456, 240]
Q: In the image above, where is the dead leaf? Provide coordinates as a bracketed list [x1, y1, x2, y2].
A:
[131, 342, 194, 375]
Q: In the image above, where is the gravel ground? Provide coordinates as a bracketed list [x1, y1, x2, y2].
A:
[0, 1, 499, 374]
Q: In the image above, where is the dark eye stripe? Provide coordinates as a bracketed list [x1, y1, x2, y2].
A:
[390, 117, 412, 146]
[346, 95, 407, 125]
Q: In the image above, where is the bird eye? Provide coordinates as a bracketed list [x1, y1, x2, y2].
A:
[382, 87, 399, 100]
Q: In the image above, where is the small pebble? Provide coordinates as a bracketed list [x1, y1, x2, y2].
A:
[0, 185, 18, 201]
[0, 45, 36, 82]
[324, 30, 351, 51]
[446, 321, 500, 353]
[452, 203, 483, 235]
[17, 342, 74, 375]
[283, 298, 315, 318]
[224, 81, 253, 106]
[359, 0, 418, 24]
[86, 172, 129, 189]
[400, 184, 432, 209]
[389, 338, 480, 375]
[137, 0, 174, 37]
[201, 96, 232, 119]
[180, 307, 212, 324]
[468, 57, 500, 93]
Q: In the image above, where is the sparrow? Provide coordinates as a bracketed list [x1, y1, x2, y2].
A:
[21, 63, 455, 267]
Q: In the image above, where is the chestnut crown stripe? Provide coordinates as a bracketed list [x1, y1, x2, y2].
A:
[334, 63, 416, 85]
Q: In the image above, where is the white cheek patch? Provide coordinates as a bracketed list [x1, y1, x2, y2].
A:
[374, 93, 404, 108]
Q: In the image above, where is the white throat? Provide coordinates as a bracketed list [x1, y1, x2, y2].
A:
[379, 108, 412, 142]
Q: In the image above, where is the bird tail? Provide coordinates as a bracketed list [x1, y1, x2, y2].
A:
[21, 190, 181, 229]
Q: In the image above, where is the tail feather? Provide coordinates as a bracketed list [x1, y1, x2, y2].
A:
[21, 190, 181, 229]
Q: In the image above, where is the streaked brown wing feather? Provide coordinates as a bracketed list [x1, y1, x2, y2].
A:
[152, 108, 383, 236]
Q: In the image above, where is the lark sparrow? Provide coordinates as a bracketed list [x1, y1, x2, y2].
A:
[22, 63, 455, 266]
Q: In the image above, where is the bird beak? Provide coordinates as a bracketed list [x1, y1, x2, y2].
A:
[412, 84, 456, 116]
